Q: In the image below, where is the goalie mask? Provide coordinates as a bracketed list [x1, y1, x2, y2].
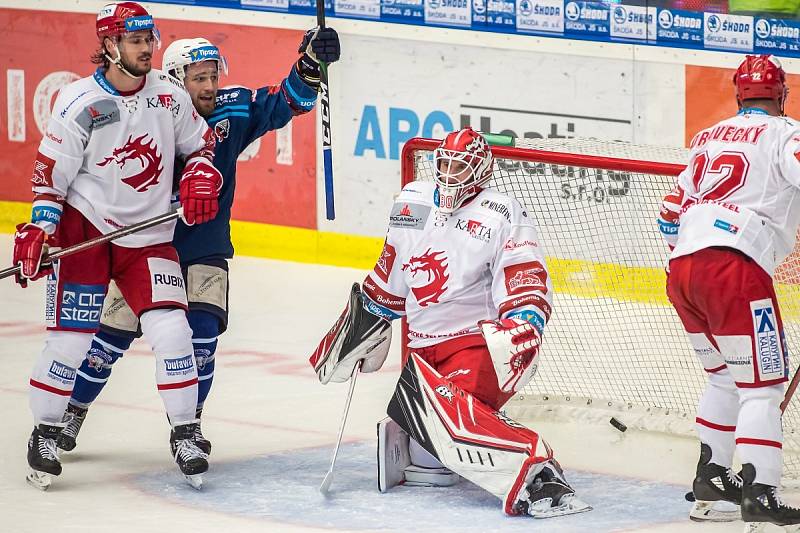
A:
[734, 54, 787, 114]
[163, 38, 229, 83]
[433, 128, 494, 214]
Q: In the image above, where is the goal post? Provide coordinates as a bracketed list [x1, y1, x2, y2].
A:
[399, 135, 800, 477]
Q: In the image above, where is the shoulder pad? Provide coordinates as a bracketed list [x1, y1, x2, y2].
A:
[398, 180, 435, 203]
[154, 69, 185, 89]
[52, 78, 96, 121]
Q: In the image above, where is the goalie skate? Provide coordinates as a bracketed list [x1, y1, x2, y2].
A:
[512, 461, 592, 519]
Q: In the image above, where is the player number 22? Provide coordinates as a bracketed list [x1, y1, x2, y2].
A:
[690, 151, 750, 202]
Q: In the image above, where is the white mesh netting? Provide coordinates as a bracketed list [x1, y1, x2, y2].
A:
[405, 137, 800, 479]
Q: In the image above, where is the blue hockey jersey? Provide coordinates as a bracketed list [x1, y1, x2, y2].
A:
[173, 66, 317, 264]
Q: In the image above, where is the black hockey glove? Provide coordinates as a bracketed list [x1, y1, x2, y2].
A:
[298, 27, 341, 64]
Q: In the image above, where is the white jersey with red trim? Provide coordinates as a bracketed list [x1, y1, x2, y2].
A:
[669, 110, 800, 275]
[31, 68, 212, 247]
[363, 181, 553, 349]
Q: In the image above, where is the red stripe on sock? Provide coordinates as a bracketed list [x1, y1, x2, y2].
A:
[29, 379, 72, 396]
[696, 417, 736, 432]
[157, 377, 198, 391]
[704, 364, 727, 373]
[736, 437, 782, 449]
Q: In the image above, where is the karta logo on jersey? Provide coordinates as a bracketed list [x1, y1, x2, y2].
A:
[97, 134, 164, 192]
[504, 261, 548, 295]
[402, 248, 449, 307]
[455, 218, 492, 242]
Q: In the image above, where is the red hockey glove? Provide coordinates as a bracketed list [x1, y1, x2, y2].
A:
[479, 318, 542, 393]
[13, 223, 51, 288]
[179, 158, 223, 225]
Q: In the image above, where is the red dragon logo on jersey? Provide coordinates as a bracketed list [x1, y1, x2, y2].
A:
[402, 248, 449, 307]
[97, 134, 163, 192]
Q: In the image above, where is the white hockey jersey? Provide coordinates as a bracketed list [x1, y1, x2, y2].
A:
[31, 68, 212, 247]
[670, 110, 800, 275]
[363, 181, 553, 349]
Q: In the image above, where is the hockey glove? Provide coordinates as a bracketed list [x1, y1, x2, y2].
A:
[295, 27, 340, 89]
[179, 158, 223, 225]
[299, 27, 341, 64]
[13, 223, 51, 288]
[479, 318, 541, 393]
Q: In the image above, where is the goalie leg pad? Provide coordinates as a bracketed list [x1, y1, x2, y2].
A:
[387, 352, 589, 516]
[310, 283, 392, 384]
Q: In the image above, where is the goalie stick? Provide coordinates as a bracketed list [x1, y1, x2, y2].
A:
[316, 0, 335, 220]
[0, 208, 182, 281]
[319, 360, 362, 495]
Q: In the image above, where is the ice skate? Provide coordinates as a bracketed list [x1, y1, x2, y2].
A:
[57, 403, 88, 452]
[689, 443, 742, 522]
[172, 422, 209, 490]
[741, 463, 800, 532]
[170, 409, 212, 456]
[26, 424, 63, 491]
[512, 460, 592, 518]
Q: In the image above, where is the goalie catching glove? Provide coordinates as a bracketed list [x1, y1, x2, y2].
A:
[309, 283, 392, 384]
[480, 318, 541, 393]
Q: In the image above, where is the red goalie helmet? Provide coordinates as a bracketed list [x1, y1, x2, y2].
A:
[433, 127, 494, 214]
[96, 2, 159, 44]
[734, 54, 787, 110]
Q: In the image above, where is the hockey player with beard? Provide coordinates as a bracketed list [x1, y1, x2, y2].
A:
[55, 31, 340, 455]
[660, 54, 800, 530]
[309, 128, 591, 518]
[13, 2, 223, 490]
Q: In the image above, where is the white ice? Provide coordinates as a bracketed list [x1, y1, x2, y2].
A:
[0, 235, 777, 532]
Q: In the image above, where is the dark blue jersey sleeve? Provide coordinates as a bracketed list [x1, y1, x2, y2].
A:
[244, 65, 317, 146]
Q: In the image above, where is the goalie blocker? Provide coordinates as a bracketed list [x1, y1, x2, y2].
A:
[309, 283, 392, 384]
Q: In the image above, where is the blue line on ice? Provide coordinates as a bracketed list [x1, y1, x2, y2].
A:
[133, 442, 692, 531]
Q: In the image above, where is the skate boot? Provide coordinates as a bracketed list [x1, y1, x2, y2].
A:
[26, 424, 63, 490]
[170, 409, 211, 456]
[57, 403, 88, 452]
[171, 422, 209, 490]
[689, 443, 742, 522]
[741, 463, 800, 532]
[511, 459, 592, 518]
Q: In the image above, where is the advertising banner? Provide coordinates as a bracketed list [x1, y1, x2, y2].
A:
[0, 9, 317, 229]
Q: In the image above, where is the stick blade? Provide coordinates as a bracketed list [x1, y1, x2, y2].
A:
[319, 470, 334, 495]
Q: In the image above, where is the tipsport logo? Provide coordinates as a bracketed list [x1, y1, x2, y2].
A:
[124, 15, 154, 32]
[190, 46, 220, 63]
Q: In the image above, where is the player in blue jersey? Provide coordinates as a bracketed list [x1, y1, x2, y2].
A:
[55, 29, 340, 455]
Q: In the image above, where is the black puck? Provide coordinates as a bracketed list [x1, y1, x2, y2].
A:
[685, 491, 695, 502]
[609, 417, 627, 432]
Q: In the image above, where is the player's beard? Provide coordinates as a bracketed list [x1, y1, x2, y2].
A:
[120, 52, 152, 77]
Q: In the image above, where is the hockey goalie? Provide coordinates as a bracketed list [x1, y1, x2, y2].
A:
[309, 128, 591, 518]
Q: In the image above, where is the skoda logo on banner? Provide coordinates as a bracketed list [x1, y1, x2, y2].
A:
[473, 0, 486, 15]
[613, 6, 626, 24]
[707, 14, 721, 32]
[565, 1, 580, 21]
[518, 0, 532, 16]
[659, 9, 673, 29]
[430, 0, 440, 8]
[755, 19, 771, 39]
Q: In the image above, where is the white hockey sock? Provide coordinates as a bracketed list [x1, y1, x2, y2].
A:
[736, 383, 784, 487]
[140, 309, 198, 425]
[696, 368, 739, 467]
[29, 331, 93, 425]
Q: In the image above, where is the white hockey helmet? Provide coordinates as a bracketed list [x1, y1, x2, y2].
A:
[162, 38, 228, 82]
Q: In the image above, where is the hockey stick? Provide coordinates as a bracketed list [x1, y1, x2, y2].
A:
[316, 0, 335, 220]
[782, 366, 800, 413]
[319, 360, 362, 495]
[0, 208, 182, 281]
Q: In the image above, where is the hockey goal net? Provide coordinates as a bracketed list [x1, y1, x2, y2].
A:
[400, 136, 800, 479]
